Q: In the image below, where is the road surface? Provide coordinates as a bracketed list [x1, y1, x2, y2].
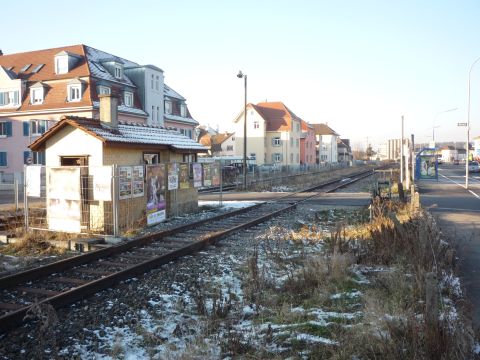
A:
[417, 163, 480, 325]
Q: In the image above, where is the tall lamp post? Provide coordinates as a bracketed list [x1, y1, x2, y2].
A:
[466, 57, 480, 189]
[237, 71, 247, 190]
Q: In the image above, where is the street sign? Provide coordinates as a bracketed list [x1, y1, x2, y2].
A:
[458, 122, 467, 127]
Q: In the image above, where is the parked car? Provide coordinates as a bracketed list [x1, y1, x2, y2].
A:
[468, 161, 480, 173]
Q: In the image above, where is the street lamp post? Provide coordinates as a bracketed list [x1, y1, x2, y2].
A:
[466, 57, 480, 189]
[237, 71, 247, 190]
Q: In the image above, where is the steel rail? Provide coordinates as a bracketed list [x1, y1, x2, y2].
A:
[0, 167, 378, 333]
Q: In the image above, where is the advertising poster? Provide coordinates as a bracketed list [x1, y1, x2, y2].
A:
[419, 156, 437, 179]
[26, 166, 41, 197]
[92, 166, 112, 201]
[203, 163, 212, 186]
[146, 164, 166, 225]
[193, 163, 203, 188]
[47, 167, 81, 233]
[119, 166, 132, 199]
[168, 163, 179, 190]
[179, 163, 190, 189]
[132, 165, 145, 198]
[211, 162, 220, 186]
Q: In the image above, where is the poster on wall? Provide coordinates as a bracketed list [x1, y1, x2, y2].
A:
[47, 167, 81, 233]
[132, 165, 145, 198]
[26, 166, 41, 197]
[168, 163, 179, 190]
[92, 166, 112, 201]
[179, 163, 190, 189]
[418, 156, 437, 179]
[119, 166, 132, 199]
[211, 162, 220, 186]
[203, 163, 212, 186]
[146, 164, 166, 225]
[193, 163, 203, 188]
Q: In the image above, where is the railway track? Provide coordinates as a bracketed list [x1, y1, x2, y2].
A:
[0, 168, 375, 333]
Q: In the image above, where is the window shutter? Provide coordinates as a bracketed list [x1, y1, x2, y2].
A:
[0, 152, 6, 166]
[271, 154, 275, 163]
[23, 151, 31, 164]
[23, 122, 29, 136]
[280, 154, 283, 161]
[5, 122, 12, 137]
[272, 138, 275, 146]
[39, 120, 46, 134]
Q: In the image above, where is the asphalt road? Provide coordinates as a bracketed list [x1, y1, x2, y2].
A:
[417, 163, 480, 326]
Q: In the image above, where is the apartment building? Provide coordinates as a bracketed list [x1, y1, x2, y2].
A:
[0, 45, 198, 180]
[312, 123, 339, 163]
[231, 102, 303, 166]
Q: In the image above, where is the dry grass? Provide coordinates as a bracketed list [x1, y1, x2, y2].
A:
[0, 230, 72, 256]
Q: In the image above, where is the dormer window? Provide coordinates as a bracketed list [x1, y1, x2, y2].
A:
[31, 88, 43, 104]
[0, 90, 19, 107]
[68, 85, 81, 102]
[165, 100, 172, 115]
[55, 56, 68, 74]
[180, 104, 186, 117]
[98, 85, 111, 95]
[114, 64, 123, 79]
[30, 82, 45, 105]
[124, 92, 133, 107]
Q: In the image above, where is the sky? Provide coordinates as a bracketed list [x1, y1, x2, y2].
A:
[3, 0, 480, 150]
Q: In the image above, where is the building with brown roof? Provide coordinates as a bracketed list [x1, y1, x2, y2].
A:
[0, 44, 199, 180]
[231, 101, 305, 166]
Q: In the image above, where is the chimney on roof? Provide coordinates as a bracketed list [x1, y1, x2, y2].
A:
[99, 94, 118, 129]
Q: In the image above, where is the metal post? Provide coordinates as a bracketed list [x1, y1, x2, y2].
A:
[14, 179, 18, 211]
[466, 57, 480, 189]
[219, 161, 223, 207]
[400, 116, 404, 186]
[23, 166, 29, 231]
[112, 165, 119, 237]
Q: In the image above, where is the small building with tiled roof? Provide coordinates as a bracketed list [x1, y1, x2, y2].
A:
[0, 44, 199, 180]
[29, 94, 207, 232]
[337, 138, 352, 163]
[232, 101, 304, 166]
[197, 130, 235, 157]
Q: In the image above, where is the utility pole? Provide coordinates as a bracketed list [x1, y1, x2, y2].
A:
[400, 115, 404, 185]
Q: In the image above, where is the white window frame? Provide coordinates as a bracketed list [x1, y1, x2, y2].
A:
[227, 145, 233, 151]
[114, 64, 123, 79]
[273, 137, 281, 146]
[180, 104, 186, 117]
[30, 120, 46, 136]
[98, 86, 111, 95]
[67, 84, 82, 102]
[250, 153, 256, 161]
[274, 153, 281, 163]
[124, 92, 133, 107]
[151, 74, 154, 89]
[155, 75, 160, 91]
[0, 91, 20, 107]
[55, 56, 68, 74]
[30, 87, 44, 104]
[157, 106, 160, 122]
[253, 120, 259, 129]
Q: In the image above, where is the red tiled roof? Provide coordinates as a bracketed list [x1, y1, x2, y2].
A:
[0, 45, 89, 82]
[254, 102, 302, 132]
[311, 123, 339, 136]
